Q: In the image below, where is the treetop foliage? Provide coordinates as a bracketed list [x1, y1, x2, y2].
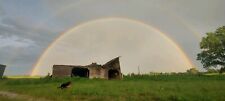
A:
[197, 26, 225, 69]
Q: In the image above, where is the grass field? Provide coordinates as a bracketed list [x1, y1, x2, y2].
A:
[0, 74, 225, 101]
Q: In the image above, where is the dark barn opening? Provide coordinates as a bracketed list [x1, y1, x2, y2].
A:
[108, 69, 119, 79]
[72, 68, 89, 78]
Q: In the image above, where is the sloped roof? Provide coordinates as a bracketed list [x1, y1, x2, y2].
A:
[53, 57, 120, 69]
[103, 56, 120, 67]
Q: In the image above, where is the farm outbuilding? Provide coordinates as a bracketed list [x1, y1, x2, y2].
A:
[0, 64, 6, 78]
[52, 57, 122, 79]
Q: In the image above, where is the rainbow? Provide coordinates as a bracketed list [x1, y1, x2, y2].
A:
[31, 17, 195, 76]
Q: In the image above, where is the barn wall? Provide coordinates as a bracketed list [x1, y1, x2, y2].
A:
[0, 64, 6, 78]
[52, 65, 73, 77]
[88, 67, 106, 79]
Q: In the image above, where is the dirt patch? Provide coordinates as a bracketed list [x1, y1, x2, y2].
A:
[0, 91, 51, 101]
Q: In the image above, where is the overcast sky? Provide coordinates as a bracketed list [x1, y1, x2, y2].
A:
[0, 0, 225, 75]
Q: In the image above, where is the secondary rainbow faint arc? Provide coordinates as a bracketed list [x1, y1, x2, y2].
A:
[31, 17, 195, 76]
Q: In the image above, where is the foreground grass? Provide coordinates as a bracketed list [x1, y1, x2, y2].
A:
[0, 75, 225, 101]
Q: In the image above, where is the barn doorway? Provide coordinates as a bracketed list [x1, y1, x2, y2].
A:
[108, 69, 120, 79]
[72, 68, 89, 78]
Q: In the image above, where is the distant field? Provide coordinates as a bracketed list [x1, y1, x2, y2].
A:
[0, 74, 225, 101]
[6, 76, 41, 79]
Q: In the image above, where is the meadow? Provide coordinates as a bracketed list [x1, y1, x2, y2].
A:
[0, 74, 225, 101]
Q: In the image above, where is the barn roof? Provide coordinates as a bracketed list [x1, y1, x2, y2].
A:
[53, 57, 120, 68]
[103, 56, 120, 67]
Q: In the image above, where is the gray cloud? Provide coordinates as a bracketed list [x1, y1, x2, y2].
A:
[0, 35, 36, 48]
[0, 7, 60, 75]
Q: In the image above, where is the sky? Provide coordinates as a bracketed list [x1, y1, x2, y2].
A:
[0, 0, 225, 75]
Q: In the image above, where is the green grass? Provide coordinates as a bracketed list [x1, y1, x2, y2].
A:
[0, 75, 225, 101]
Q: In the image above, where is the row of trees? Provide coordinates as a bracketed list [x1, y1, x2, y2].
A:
[187, 67, 225, 74]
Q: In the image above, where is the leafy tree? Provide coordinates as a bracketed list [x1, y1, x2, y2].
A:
[197, 26, 225, 72]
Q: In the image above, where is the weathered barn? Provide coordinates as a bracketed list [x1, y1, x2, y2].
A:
[0, 64, 6, 78]
[52, 57, 122, 79]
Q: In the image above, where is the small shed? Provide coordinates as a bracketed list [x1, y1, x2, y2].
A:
[0, 64, 6, 78]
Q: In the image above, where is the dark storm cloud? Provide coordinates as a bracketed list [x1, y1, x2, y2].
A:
[0, 10, 60, 75]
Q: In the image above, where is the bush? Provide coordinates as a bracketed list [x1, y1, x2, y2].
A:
[186, 68, 199, 74]
[219, 67, 225, 74]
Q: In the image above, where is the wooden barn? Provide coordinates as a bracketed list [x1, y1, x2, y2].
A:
[0, 64, 6, 78]
[52, 57, 122, 79]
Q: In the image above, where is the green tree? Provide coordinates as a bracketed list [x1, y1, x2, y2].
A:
[197, 26, 225, 71]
